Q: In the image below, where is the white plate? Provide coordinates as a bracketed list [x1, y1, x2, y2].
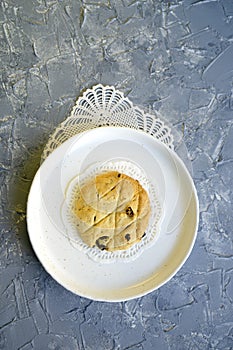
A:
[27, 127, 199, 302]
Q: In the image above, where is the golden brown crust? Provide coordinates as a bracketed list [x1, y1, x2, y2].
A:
[72, 171, 151, 251]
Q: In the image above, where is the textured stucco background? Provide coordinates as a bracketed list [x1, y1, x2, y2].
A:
[1, 0, 233, 349]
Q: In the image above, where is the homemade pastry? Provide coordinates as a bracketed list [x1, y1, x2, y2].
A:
[72, 171, 151, 251]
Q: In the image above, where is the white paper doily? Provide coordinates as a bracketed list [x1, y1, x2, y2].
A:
[42, 84, 174, 160]
[61, 160, 163, 263]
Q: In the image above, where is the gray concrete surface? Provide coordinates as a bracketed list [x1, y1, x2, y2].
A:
[1, 0, 233, 349]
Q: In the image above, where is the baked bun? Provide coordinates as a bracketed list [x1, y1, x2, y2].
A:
[73, 171, 151, 251]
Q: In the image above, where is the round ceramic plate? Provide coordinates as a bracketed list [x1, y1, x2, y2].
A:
[27, 127, 199, 302]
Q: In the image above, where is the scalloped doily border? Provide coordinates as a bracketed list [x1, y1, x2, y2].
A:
[42, 84, 174, 160]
